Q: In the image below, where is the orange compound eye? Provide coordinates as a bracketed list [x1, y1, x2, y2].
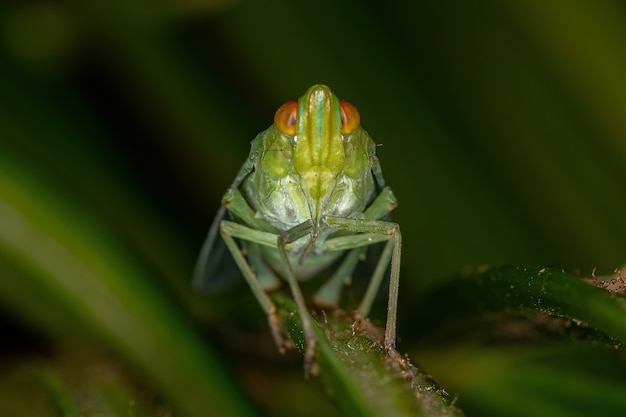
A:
[339, 99, 360, 134]
[274, 100, 298, 135]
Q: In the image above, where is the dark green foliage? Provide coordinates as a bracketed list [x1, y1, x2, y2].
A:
[1, 1, 626, 415]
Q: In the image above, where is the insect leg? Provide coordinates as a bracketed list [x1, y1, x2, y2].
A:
[362, 186, 397, 220]
[245, 241, 280, 290]
[313, 246, 366, 307]
[220, 221, 287, 352]
[322, 217, 402, 351]
[276, 220, 318, 376]
[357, 238, 393, 318]
[314, 187, 397, 307]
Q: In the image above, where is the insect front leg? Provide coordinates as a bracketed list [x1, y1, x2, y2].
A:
[224, 219, 319, 374]
[244, 241, 281, 291]
[219, 221, 288, 353]
[322, 217, 402, 351]
[276, 220, 319, 376]
[314, 186, 397, 307]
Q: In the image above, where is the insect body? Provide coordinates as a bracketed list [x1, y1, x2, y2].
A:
[194, 85, 401, 373]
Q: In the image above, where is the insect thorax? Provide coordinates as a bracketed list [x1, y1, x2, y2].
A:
[241, 126, 378, 235]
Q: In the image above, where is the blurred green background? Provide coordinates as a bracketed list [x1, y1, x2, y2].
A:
[1, 0, 626, 416]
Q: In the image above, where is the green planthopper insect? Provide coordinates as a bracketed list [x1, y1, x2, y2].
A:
[193, 84, 401, 374]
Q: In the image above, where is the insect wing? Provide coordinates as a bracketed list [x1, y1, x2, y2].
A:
[192, 205, 243, 292]
[192, 131, 263, 292]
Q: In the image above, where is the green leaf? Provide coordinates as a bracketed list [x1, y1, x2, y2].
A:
[418, 344, 626, 417]
[273, 294, 465, 417]
[427, 265, 626, 345]
[0, 147, 258, 417]
[411, 265, 626, 417]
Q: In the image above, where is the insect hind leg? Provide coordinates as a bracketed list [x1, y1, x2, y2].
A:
[313, 246, 366, 308]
